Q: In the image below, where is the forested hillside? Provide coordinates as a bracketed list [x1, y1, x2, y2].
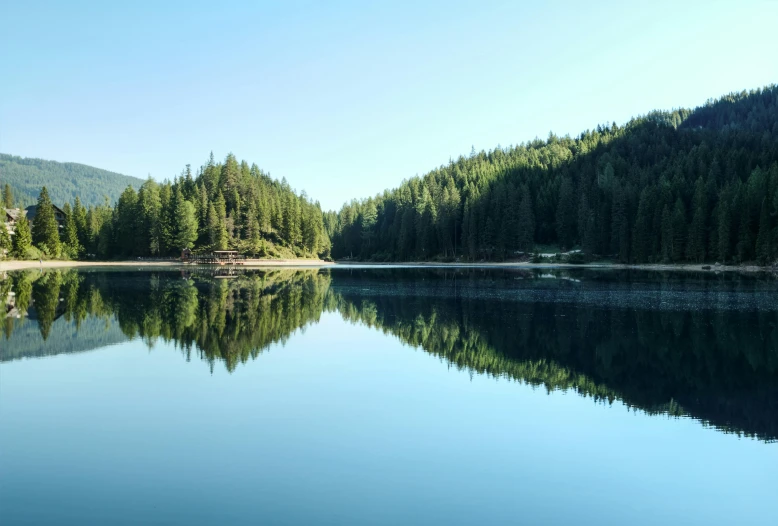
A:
[328, 86, 778, 264]
[24, 153, 330, 260]
[0, 154, 144, 207]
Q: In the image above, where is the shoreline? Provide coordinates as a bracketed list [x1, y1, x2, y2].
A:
[0, 259, 334, 272]
[336, 261, 776, 273]
[0, 258, 774, 274]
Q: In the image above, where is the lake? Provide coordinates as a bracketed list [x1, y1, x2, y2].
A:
[1, 266, 776, 525]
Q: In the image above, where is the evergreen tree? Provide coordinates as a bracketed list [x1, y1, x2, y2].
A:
[612, 185, 630, 262]
[556, 178, 576, 249]
[0, 221, 11, 257]
[114, 186, 140, 257]
[12, 216, 32, 258]
[660, 205, 672, 262]
[173, 199, 198, 250]
[736, 195, 753, 262]
[755, 198, 771, 265]
[670, 199, 687, 262]
[31, 187, 61, 257]
[717, 195, 732, 263]
[361, 200, 378, 254]
[516, 187, 535, 252]
[3, 183, 13, 208]
[138, 179, 162, 256]
[72, 197, 88, 251]
[61, 202, 82, 258]
[687, 178, 707, 263]
[632, 189, 652, 262]
[208, 193, 228, 250]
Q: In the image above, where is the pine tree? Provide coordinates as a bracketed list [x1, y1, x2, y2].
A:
[158, 183, 174, 254]
[556, 178, 576, 249]
[660, 205, 672, 262]
[717, 189, 732, 263]
[0, 221, 11, 258]
[114, 186, 140, 257]
[611, 184, 630, 262]
[671, 199, 687, 262]
[221, 154, 240, 213]
[516, 187, 535, 252]
[460, 199, 471, 260]
[398, 207, 415, 260]
[687, 178, 707, 263]
[3, 183, 13, 208]
[12, 216, 32, 258]
[72, 197, 88, 251]
[361, 200, 378, 253]
[173, 199, 198, 250]
[736, 198, 752, 263]
[197, 184, 209, 241]
[632, 189, 652, 262]
[208, 194, 229, 250]
[138, 179, 162, 256]
[31, 187, 61, 257]
[61, 202, 82, 258]
[755, 198, 771, 265]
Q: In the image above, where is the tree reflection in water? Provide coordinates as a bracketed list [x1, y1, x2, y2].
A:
[2, 267, 777, 442]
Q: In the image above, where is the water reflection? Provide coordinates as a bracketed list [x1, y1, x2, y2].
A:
[2, 267, 777, 442]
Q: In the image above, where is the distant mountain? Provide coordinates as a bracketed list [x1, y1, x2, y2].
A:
[0, 153, 144, 207]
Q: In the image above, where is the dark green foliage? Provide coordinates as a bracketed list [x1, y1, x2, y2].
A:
[39, 153, 330, 259]
[0, 153, 143, 207]
[330, 85, 778, 264]
[61, 202, 82, 258]
[755, 199, 771, 264]
[31, 187, 61, 257]
[12, 216, 32, 258]
[173, 198, 198, 250]
[516, 186, 535, 251]
[0, 220, 11, 257]
[3, 183, 13, 208]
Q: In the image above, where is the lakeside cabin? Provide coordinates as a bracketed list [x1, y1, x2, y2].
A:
[24, 204, 67, 230]
[4, 205, 67, 237]
[181, 250, 245, 266]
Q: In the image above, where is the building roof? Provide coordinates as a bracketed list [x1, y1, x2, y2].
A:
[24, 204, 66, 221]
[5, 208, 23, 221]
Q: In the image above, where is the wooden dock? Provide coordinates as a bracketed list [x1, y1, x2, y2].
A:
[182, 250, 246, 266]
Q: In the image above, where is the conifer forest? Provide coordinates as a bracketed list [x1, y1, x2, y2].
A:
[4, 85, 778, 265]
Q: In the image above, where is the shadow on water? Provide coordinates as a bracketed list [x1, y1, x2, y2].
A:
[2, 267, 777, 442]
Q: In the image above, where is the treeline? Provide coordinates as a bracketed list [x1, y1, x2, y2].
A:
[328, 86, 778, 264]
[4, 153, 331, 260]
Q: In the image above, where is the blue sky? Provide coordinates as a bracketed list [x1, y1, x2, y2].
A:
[2, 1, 776, 210]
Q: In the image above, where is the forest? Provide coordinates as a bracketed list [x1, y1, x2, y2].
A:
[2, 153, 330, 260]
[0, 153, 144, 207]
[328, 86, 778, 264]
[4, 85, 778, 265]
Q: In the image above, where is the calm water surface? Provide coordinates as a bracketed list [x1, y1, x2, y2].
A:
[1, 267, 776, 525]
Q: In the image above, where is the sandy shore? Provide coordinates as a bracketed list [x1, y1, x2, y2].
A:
[0, 259, 334, 271]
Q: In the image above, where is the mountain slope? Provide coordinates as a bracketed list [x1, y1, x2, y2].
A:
[329, 85, 778, 265]
[0, 153, 144, 207]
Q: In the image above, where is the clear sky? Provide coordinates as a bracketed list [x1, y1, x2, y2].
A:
[2, 0, 776, 210]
